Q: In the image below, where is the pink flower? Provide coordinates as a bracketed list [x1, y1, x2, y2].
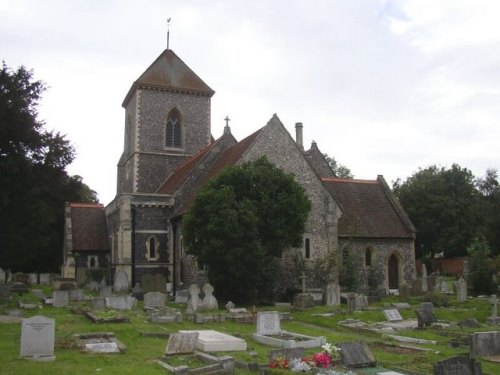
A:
[312, 352, 332, 368]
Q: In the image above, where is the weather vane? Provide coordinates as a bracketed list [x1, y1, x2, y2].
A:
[167, 18, 171, 50]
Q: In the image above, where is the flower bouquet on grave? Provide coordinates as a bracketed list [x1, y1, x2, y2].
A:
[269, 342, 342, 373]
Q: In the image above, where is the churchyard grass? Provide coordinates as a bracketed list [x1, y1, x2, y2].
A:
[1, 289, 500, 374]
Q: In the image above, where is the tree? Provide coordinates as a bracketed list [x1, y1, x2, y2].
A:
[477, 169, 500, 255]
[182, 156, 311, 303]
[392, 164, 483, 258]
[0, 62, 97, 273]
[467, 236, 496, 295]
[323, 154, 353, 178]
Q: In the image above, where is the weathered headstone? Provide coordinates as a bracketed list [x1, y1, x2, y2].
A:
[225, 301, 235, 310]
[52, 290, 69, 307]
[85, 342, 120, 353]
[20, 315, 55, 361]
[326, 282, 341, 306]
[383, 309, 403, 322]
[87, 280, 99, 292]
[428, 274, 436, 292]
[398, 283, 409, 302]
[440, 280, 449, 293]
[186, 284, 201, 313]
[433, 355, 482, 375]
[256, 311, 281, 335]
[91, 297, 106, 310]
[412, 278, 422, 296]
[153, 274, 167, 293]
[144, 292, 166, 310]
[99, 285, 112, 298]
[0, 283, 11, 300]
[456, 277, 467, 302]
[113, 270, 129, 292]
[347, 293, 356, 313]
[202, 283, 218, 310]
[487, 294, 500, 324]
[174, 289, 189, 304]
[470, 331, 500, 357]
[179, 329, 247, 352]
[10, 282, 29, 294]
[165, 332, 199, 355]
[339, 342, 377, 368]
[416, 309, 437, 328]
[420, 302, 434, 312]
[141, 274, 155, 293]
[458, 318, 480, 329]
[105, 295, 136, 310]
[422, 264, 428, 292]
[131, 282, 144, 301]
[69, 289, 84, 301]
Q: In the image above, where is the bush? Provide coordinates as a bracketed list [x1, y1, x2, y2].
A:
[467, 236, 497, 295]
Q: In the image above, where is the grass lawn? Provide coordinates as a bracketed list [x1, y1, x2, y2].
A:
[1, 287, 500, 374]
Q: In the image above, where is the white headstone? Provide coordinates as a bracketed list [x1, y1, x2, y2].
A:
[326, 282, 341, 306]
[187, 284, 201, 313]
[421, 264, 428, 292]
[256, 311, 281, 335]
[202, 283, 218, 310]
[20, 315, 55, 360]
[456, 277, 467, 302]
[85, 342, 120, 353]
[113, 270, 129, 292]
[52, 290, 69, 307]
[179, 330, 247, 352]
[383, 309, 403, 322]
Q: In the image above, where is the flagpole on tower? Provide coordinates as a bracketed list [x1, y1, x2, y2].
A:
[167, 18, 171, 50]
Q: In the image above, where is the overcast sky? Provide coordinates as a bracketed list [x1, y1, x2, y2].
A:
[2, 0, 499, 204]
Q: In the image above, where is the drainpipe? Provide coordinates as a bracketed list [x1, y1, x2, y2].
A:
[172, 223, 177, 296]
[131, 206, 136, 286]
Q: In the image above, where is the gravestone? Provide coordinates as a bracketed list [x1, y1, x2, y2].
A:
[141, 274, 155, 293]
[433, 355, 482, 375]
[398, 283, 409, 302]
[186, 284, 201, 313]
[347, 293, 356, 313]
[339, 341, 377, 368]
[165, 332, 199, 355]
[91, 297, 106, 310]
[175, 289, 189, 304]
[422, 264, 428, 292]
[153, 274, 167, 293]
[470, 331, 500, 357]
[179, 329, 247, 352]
[20, 315, 55, 361]
[225, 301, 235, 310]
[105, 295, 136, 310]
[87, 280, 99, 292]
[440, 280, 449, 293]
[456, 277, 467, 302]
[487, 294, 500, 324]
[99, 285, 112, 298]
[99, 277, 107, 289]
[131, 282, 144, 301]
[113, 270, 129, 292]
[383, 309, 403, 322]
[420, 302, 434, 312]
[416, 309, 437, 328]
[144, 292, 166, 310]
[52, 290, 69, 307]
[256, 311, 281, 335]
[0, 283, 11, 300]
[202, 283, 218, 310]
[85, 342, 120, 353]
[326, 282, 341, 306]
[412, 278, 422, 296]
[69, 289, 84, 301]
[10, 282, 29, 294]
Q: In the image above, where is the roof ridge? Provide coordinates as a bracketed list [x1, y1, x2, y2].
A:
[322, 177, 378, 184]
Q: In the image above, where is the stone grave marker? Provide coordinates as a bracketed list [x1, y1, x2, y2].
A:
[87, 280, 99, 292]
[440, 280, 449, 293]
[0, 283, 11, 300]
[433, 355, 482, 375]
[269, 347, 305, 362]
[469, 331, 500, 357]
[416, 309, 437, 328]
[85, 342, 120, 353]
[153, 274, 167, 293]
[256, 311, 281, 335]
[456, 277, 467, 302]
[347, 293, 356, 313]
[179, 329, 247, 352]
[339, 341, 377, 368]
[383, 309, 403, 322]
[398, 283, 409, 302]
[165, 332, 199, 355]
[202, 283, 218, 310]
[225, 301, 235, 310]
[105, 295, 136, 310]
[428, 274, 437, 292]
[412, 278, 422, 296]
[458, 318, 480, 329]
[99, 285, 112, 298]
[131, 282, 144, 301]
[175, 289, 189, 304]
[422, 264, 428, 292]
[52, 290, 69, 307]
[75, 332, 126, 353]
[141, 274, 154, 293]
[99, 277, 107, 288]
[113, 270, 129, 292]
[91, 297, 106, 310]
[420, 302, 434, 312]
[20, 315, 55, 361]
[326, 282, 341, 306]
[10, 282, 29, 294]
[144, 292, 166, 310]
[69, 288, 84, 301]
[186, 284, 201, 313]
[487, 294, 500, 324]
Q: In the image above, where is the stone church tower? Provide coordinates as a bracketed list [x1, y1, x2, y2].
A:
[106, 49, 214, 287]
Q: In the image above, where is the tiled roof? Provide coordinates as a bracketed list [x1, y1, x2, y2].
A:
[123, 49, 214, 107]
[156, 140, 219, 195]
[69, 203, 109, 251]
[322, 178, 414, 238]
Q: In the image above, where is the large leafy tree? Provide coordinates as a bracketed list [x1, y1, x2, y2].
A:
[323, 153, 353, 178]
[393, 164, 483, 258]
[182, 156, 311, 304]
[0, 62, 97, 273]
[477, 168, 500, 255]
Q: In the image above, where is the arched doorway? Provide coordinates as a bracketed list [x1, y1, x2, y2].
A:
[388, 254, 400, 289]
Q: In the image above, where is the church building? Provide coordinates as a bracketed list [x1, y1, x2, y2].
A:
[62, 48, 416, 295]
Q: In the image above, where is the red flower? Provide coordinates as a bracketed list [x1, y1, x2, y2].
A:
[312, 352, 332, 368]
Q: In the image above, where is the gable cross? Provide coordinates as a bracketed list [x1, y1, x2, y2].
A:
[224, 116, 230, 127]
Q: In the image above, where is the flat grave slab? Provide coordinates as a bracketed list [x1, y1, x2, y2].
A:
[339, 341, 377, 368]
[74, 332, 126, 353]
[383, 309, 403, 322]
[179, 330, 247, 352]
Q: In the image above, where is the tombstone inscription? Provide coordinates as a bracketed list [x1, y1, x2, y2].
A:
[20, 315, 55, 361]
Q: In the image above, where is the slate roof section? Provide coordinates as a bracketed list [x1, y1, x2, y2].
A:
[322, 177, 415, 239]
[123, 49, 215, 107]
[69, 203, 109, 251]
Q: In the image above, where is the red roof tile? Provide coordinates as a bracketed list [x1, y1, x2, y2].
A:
[322, 177, 413, 238]
[70, 204, 109, 251]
